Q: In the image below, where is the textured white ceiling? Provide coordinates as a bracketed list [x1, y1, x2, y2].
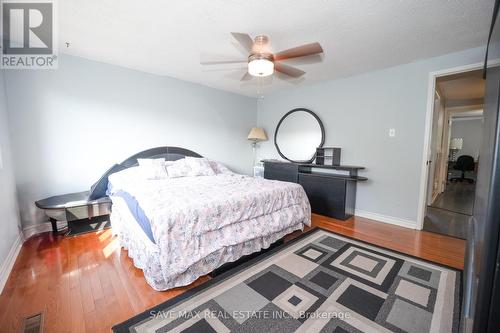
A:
[60, 0, 493, 97]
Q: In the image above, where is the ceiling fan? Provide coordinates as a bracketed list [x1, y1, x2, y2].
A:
[201, 33, 323, 81]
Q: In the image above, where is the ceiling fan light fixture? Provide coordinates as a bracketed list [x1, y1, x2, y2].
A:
[202, 33, 324, 81]
[248, 55, 274, 77]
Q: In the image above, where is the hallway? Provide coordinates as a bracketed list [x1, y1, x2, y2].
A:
[423, 182, 475, 239]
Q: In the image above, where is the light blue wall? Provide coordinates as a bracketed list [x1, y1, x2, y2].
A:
[451, 118, 484, 161]
[3, 47, 487, 229]
[0, 69, 21, 281]
[4, 54, 257, 227]
[257, 47, 486, 225]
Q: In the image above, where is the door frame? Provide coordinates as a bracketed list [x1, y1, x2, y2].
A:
[416, 62, 485, 230]
[426, 89, 446, 206]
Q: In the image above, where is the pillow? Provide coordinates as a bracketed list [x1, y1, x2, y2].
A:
[137, 158, 168, 180]
[166, 158, 192, 178]
[89, 163, 128, 200]
[185, 157, 216, 176]
[208, 160, 233, 175]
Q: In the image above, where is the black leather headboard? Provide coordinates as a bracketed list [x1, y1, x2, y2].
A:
[119, 146, 202, 167]
[88, 146, 203, 200]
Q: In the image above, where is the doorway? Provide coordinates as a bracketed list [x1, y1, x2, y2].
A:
[422, 69, 485, 239]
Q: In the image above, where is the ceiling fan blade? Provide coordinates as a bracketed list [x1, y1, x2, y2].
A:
[241, 71, 252, 81]
[231, 32, 254, 53]
[280, 54, 323, 65]
[200, 59, 247, 65]
[274, 71, 304, 85]
[274, 62, 305, 78]
[274, 42, 323, 61]
[200, 59, 248, 65]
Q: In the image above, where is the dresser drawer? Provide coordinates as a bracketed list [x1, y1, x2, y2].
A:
[264, 162, 299, 183]
[298, 173, 348, 220]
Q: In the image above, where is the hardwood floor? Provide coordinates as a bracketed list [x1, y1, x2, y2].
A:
[0, 214, 465, 332]
[422, 181, 475, 239]
[310, 214, 465, 270]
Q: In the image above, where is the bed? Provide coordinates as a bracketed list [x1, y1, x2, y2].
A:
[106, 147, 311, 291]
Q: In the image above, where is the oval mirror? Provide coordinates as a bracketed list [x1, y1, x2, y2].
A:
[274, 108, 325, 163]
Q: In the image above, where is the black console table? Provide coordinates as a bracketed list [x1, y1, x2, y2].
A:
[35, 191, 112, 233]
[263, 160, 367, 220]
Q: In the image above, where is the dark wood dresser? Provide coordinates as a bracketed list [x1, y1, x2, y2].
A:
[263, 160, 367, 220]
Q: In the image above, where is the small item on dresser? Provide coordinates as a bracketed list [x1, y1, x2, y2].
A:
[316, 147, 341, 166]
[253, 164, 264, 178]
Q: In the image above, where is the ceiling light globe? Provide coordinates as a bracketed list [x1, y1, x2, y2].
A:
[248, 58, 274, 77]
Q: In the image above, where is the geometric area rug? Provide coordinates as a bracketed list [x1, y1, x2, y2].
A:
[112, 228, 462, 333]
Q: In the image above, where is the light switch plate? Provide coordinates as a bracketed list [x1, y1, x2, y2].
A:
[389, 128, 396, 137]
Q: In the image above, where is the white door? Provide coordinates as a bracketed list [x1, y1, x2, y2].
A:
[426, 92, 445, 205]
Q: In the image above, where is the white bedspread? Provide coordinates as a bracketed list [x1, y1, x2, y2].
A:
[108, 167, 311, 290]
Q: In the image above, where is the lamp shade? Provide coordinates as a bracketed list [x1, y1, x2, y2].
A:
[247, 127, 268, 141]
[450, 138, 463, 150]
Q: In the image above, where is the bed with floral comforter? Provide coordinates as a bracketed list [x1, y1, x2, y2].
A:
[107, 167, 311, 290]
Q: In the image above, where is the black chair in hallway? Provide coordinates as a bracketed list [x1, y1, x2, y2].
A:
[451, 155, 475, 183]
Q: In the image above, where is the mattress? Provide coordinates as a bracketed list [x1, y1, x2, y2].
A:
[107, 167, 311, 290]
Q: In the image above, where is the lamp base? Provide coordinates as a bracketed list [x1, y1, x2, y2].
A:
[251, 141, 257, 166]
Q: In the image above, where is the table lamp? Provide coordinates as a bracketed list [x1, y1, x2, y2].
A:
[247, 127, 268, 165]
[450, 138, 463, 161]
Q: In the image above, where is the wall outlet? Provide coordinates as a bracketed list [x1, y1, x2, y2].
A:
[389, 128, 396, 137]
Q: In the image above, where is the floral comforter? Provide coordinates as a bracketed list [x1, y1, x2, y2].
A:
[108, 167, 311, 290]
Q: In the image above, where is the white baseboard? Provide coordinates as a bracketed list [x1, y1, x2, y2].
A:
[355, 209, 418, 230]
[0, 233, 23, 294]
[23, 221, 67, 240]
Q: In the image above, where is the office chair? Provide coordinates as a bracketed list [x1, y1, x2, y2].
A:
[450, 155, 475, 183]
